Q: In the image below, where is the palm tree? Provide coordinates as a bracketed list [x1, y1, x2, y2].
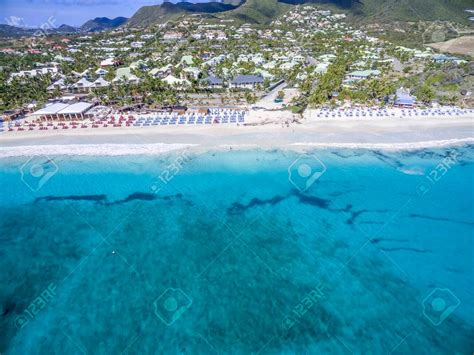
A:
[416, 84, 435, 104]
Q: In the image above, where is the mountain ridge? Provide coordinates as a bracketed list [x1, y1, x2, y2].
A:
[80, 16, 128, 32]
[127, 0, 473, 26]
[0, 16, 128, 38]
[127, 1, 241, 27]
[1, 0, 471, 38]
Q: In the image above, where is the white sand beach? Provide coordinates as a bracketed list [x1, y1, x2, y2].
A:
[1, 111, 473, 157]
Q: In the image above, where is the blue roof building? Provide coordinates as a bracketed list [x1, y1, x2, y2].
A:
[394, 88, 416, 107]
[230, 75, 264, 89]
[200, 76, 224, 87]
[433, 54, 461, 63]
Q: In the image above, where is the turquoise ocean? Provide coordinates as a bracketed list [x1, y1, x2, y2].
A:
[0, 146, 473, 354]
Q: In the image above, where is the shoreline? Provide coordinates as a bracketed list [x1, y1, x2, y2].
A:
[1, 138, 473, 158]
[1, 116, 473, 157]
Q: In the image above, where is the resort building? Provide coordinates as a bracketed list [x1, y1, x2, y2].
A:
[432, 54, 466, 65]
[130, 60, 148, 71]
[230, 75, 264, 89]
[180, 55, 195, 66]
[200, 76, 225, 89]
[47, 79, 66, 92]
[183, 67, 202, 80]
[100, 58, 117, 67]
[394, 88, 416, 108]
[150, 64, 174, 78]
[71, 78, 93, 93]
[92, 77, 110, 88]
[32, 102, 94, 120]
[163, 31, 184, 41]
[10, 67, 59, 79]
[203, 55, 226, 67]
[346, 70, 381, 81]
[292, 54, 306, 63]
[131, 41, 145, 48]
[113, 67, 141, 84]
[1, 109, 24, 122]
[163, 75, 191, 89]
[95, 68, 108, 76]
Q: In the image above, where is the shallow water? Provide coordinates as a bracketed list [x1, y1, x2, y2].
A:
[0, 147, 473, 354]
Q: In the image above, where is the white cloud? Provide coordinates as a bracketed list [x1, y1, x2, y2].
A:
[4, 15, 29, 27]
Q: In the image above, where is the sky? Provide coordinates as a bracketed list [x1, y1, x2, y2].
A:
[0, 0, 212, 28]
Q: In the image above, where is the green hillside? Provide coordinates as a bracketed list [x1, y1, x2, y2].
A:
[358, 0, 473, 23]
[80, 17, 128, 32]
[127, 1, 241, 27]
[127, 0, 473, 27]
[223, 0, 290, 23]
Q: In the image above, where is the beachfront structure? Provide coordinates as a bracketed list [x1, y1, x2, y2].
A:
[394, 88, 416, 108]
[1, 109, 24, 122]
[32, 102, 93, 120]
[230, 75, 264, 89]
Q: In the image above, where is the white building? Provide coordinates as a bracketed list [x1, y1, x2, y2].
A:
[92, 77, 110, 88]
[10, 67, 59, 79]
[71, 78, 93, 92]
[32, 102, 94, 120]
